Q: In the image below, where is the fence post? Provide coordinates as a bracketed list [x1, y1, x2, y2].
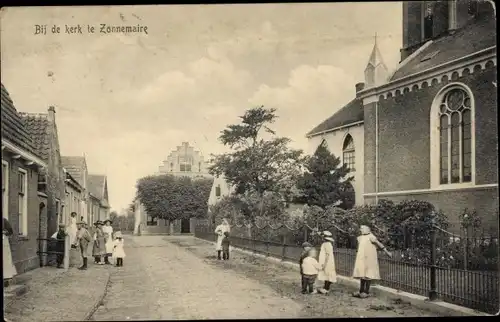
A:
[63, 234, 70, 271]
[463, 227, 468, 271]
[281, 234, 286, 261]
[428, 215, 438, 301]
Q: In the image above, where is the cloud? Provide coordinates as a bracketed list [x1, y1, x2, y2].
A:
[249, 64, 357, 150]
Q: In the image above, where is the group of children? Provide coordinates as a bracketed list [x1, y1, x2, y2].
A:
[212, 218, 393, 298]
[299, 225, 392, 298]
[52, 213, 126, 270]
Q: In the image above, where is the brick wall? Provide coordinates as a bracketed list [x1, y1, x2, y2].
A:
[363, 64, 498, 227]
[46, 120, 66, 237]
[364, 65, 497, 194]
[365, 186, 499, 233]
[3, 154, 44, 274]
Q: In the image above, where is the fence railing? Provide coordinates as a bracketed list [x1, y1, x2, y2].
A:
[194, 218, 499, 314]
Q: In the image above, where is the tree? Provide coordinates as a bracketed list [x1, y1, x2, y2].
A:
[136, 174, 213, 233]
[296, 143, 354, 209]
[209, 107, 305, 213]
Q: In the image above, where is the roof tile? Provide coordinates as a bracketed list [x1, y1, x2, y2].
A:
[1, 83, 39, 156]
[19, 113, 50, 161]
[391, 16, 496, 81]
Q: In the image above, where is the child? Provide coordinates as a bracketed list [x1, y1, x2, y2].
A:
[221, 231, 230, 260]
[317, 231, 337, 294]
[112, 231, 126, 267]
[102, 219, 114, 265]
[92, 221, 106, 265]
[301, 248, 321, 294]
[352, 225, 392, 298]
[75, 221, 92, 270]
[299, 242, 313, 293]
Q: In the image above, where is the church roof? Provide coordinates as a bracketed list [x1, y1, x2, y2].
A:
[1, 83, 39, 156]
[390, 16, 496, 81]
[19, 113, 50, 161]
[306, 97, 364, 137]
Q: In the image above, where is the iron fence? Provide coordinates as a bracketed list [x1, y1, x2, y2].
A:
[194, 218, 499, 314]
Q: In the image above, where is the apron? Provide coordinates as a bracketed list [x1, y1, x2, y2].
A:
[3, 234, 17, 279]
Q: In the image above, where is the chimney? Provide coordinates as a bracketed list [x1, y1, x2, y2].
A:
[48, 106, 56, 122]
[355, 82, 365, 96]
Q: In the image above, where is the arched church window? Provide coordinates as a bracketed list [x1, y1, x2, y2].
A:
[438, 87, 472, 184]
[342, 134, 355, 172]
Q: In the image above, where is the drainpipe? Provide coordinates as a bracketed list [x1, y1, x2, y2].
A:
[375, 101, 379, 206]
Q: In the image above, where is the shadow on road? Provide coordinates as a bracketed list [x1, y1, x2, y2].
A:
[164, 235, 437, 318]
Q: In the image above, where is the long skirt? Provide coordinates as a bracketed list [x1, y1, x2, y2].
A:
[92, 238, 106, 257]
[3, 236, 17, 279]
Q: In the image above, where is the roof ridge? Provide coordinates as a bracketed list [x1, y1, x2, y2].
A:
[19, 112, 49, 118]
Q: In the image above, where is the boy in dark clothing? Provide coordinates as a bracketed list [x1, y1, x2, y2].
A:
[299, 242, 313, 294]
[221, 231, 230, 260]
[54, 224, 67, 268]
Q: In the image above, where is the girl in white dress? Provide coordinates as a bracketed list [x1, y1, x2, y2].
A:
[102, 219, 114, 265]
[3, 218, 17, 281]
[214, 218, 230, 260]
[317, 231, 337, 294]
[112, 231, 126, 267]
[352, 225, 392, 298]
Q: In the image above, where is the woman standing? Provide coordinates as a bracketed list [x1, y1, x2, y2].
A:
[3, 217, 17, 281]
[214, 218, 230, 260]
[68, 212, 78, 247]
[352, 225, 392, 298]
[102, 219, 114, 265]
[317, 231, 337, 294]
[92, 221, 106, 265]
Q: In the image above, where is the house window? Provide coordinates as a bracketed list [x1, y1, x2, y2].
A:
[55, 199, 61, 223]
[180, 164, 192, 172]
[147, 215, 158, 226]
[170, 162, 174, 172]
[215, 185, 221, 197]
[18, 168, 28, 236]
[438, 87, 472, 184]
[2, 160, 9, 219]
[342, 134, 356, 172]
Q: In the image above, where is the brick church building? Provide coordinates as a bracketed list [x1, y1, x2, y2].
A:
[308, 0, 497, 229]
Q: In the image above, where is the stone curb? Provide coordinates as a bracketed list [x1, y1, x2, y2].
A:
[194, 237, 492, 317]
[83, 270, 112, 321]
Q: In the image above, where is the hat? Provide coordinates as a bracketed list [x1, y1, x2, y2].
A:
[58, 223, 66, 228]
[77, 221, 86, 225]
[103, 219, 113, 224]
[114, 231, 123, 238]
[301, 242, 313, 248]
[96, 220, 104, 226]
[322, 231, 334, 242]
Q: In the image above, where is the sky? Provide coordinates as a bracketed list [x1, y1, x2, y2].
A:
[1, 3, 403, 213]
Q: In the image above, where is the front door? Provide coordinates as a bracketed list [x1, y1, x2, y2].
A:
[181, 218, 190, 233]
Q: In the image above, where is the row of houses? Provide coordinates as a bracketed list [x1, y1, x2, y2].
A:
[1, 83, 111, 274]
[208, 1, 498, 232]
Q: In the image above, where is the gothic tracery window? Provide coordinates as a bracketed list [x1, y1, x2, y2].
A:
[438, 87, 472, 184]
[342, 134, 355, 172]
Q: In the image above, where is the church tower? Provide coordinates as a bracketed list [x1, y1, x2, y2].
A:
[364, 34, 389, 89]
[400, 0, 495, 62]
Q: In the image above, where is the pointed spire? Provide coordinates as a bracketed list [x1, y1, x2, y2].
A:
[364, 33, 389, 88]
